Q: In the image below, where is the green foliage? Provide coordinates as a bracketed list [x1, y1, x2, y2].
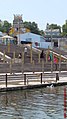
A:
[62, 21, 67, 36]
[0, 20, 12, 33]
[49, 24, 61, 33]
[23, 21, 41, 35]
[39, 30, 45, 36]
[0, 18, 67, 37]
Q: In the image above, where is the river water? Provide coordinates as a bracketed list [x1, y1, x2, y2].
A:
[0, 86, 66, 119]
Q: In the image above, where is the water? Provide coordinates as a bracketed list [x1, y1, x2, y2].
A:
[0, 86, 66, 119]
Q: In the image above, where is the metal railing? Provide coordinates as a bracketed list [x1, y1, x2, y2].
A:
[0, 72, 60, 88]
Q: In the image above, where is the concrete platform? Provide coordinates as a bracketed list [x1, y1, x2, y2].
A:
[0, 72, 67, 92]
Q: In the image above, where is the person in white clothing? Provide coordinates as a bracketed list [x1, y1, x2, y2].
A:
[24, 47, 27, 55]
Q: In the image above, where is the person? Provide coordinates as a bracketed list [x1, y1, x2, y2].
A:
[56, 73, 59, 82]
[54, 56, 58, 70]
[18, 53, 21, 59]
[48, 51, 53, 62]
[24, 47, 27, 55]
[40, 50, 44, 59]
[50, 51, 53, 61]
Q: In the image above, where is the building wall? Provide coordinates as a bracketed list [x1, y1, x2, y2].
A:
[13, 14, 23, 29]
[59, 38, 67, 49]
[18, 33, 51, 48]
[45, 29, 60, 36]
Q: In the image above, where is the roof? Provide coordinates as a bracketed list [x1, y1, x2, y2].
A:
[2, 35, 13, 39]
[17, 32, 45, 41]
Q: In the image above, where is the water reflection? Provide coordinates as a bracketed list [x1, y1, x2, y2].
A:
[0, 86, 65, 119]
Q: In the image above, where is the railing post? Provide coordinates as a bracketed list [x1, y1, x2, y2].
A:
[22, 51, 24, 64]
[59, 54, 61, 72]
[10, 59, 12, 74]
[3, 51, 5, 63]
[24, 74, 26, 85]
[56, 73, 59, 82]
[13, 51, 15, 63]
[51, 61, 53, 72]
[41, 73, 42, 84]
[42, 60, 44, 72]
[38, 52, 40, 63]
[22, 51, 24, 73]
[32, 60, 34, 72]
[46, 50, 48, 63]
[30, 43, 32, 63]
[8, 42, 10, 53]
[5, 74, 7, 88]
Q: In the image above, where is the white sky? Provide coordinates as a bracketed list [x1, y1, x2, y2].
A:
[0, 0, 67, 30]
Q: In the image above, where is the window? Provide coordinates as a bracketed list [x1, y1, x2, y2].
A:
[26, 38, 32, 42]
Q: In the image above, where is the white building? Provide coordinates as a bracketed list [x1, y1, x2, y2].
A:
[0, 31, 4, 44]
[45, 29, 60, 36]
[17, 32, 51, 48]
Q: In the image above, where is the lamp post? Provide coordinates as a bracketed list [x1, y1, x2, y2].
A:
[50, 28, 53, 72]
[51, 28, 53, 49]
[18, 20, 20, 45]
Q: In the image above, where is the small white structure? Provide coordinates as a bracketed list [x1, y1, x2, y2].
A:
[45, 29, 60, 36]
[17, 32, 51, 48]
[1, 35, 14, 45]
[0, 31, 4, 43]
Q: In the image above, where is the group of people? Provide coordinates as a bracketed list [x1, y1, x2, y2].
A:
[18, 48, 59, 70]
[40, 50, 59, 70]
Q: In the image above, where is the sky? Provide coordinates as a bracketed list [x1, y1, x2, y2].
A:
[0, 0, 67, 30]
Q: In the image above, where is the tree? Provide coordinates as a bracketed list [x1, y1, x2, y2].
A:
[49, 24, 61, 33]
[62, 20, 67, 36]
[23, 21, 40, 35]
[39, 30, 45, 36]
[0, 23, 3, 31]
[2, 20, 12, 33]
[0, 20, 12, 33]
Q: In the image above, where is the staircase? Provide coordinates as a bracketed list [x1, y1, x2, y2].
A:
[0, 44, 67, 73]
